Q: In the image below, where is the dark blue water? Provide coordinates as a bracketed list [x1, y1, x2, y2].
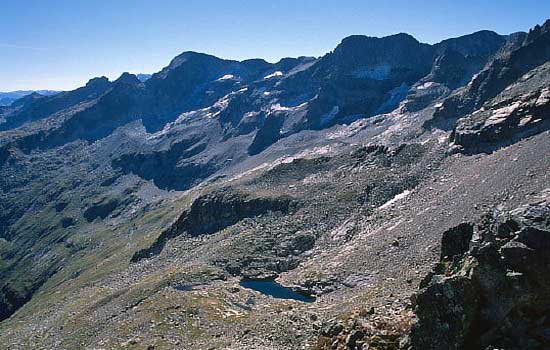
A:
[174, 284, 197, 291]
[239, 280, 315, 302]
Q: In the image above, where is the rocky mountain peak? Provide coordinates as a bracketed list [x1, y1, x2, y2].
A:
[240, 58, 272, 71]
[113, 72, 142, 86]
[158, 51, 226, 77]
[435, 30, 506, 57]
[274, 56, 316, 72]
[525, 18, 550, 44]
[334, 33, 428, 63]
[84, 76, 111, 89]
[429, 19, 550, 129]
[10, 91, 45, 107]
[338, 32, 420, 48]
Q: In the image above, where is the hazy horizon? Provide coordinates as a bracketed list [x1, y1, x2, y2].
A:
[2, 0, 549, 91]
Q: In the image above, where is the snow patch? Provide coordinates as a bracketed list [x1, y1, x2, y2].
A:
[217, 74, 237, 81]
[229, 145, 338, 182]
[269, 103, 290, 112]
[213, 96, 231, 110]
[437, 134, 449, 144]
[379, 190, 411, 210]
[243, 111, 260, 119]
[468, 73, 480, 87]
[264, 71, 283, 79]
[417, 82, 435, 90]
[269, 102, 308, 113]
[386, 219, 403, 231]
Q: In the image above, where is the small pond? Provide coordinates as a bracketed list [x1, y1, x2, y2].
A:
[239, 279, 315, 303]
[174, 284, 196, 291]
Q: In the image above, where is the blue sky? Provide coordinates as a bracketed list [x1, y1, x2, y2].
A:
[1, 0, 548, 91]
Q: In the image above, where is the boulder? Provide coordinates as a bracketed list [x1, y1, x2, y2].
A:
[440, 223, 473, 260]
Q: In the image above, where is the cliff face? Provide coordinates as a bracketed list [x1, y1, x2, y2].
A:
[131, 188, 294, 262]
[451, 62, 550, 154]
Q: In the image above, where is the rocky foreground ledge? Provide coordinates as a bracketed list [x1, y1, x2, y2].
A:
[316, 189, 550, 350]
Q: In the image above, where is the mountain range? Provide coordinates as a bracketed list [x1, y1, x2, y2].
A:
[0, 90, 60, 107]
[0, 20, 549, 350]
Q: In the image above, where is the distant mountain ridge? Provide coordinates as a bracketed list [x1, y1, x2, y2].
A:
[0, 90, 59, 106]
[0, 75, 152, 107]
[0, 29, 517, 151]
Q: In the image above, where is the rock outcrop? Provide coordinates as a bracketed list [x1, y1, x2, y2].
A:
[430, 20, 550, 130]
[83, 196, 125, 222]
[451, 62, 550, 154]
[132, 188, 294, 261]
[316, 309, 413, 350]
[411, 189, 550, 349]
[403, 30, 511, 112]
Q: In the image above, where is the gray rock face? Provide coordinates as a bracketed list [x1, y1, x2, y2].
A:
[402, 30, 510, 113]
[132, 188, 294, 261]
[451, 62, 550, 154]
[282, 33, 435, 129]
[411, 189, 550, 350]
[430, 20, 550, 130]
[439, 223, 473, 260]
[0, 283, 33, 323]
[112, 136, 211, 191]
[177, 189, 294, 237]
